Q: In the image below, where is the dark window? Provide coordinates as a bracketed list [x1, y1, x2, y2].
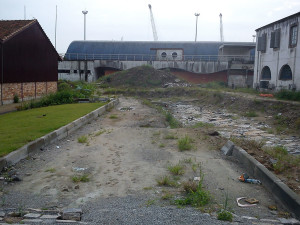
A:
[290, 25, 298, 47]
[261, 66, 271, 80]
[58, 69, 70, 73]
[80, 70, 91, 74]
[172, 52, 178, 58]
[74, 70, 78, 73]
[270, 29, 280, 48]
[257, 33, 267, 52]
[161, 52, 167, 58]
[279, 65, 292, 80]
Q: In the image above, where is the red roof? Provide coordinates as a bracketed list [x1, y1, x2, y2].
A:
[0, 20, 36, 42]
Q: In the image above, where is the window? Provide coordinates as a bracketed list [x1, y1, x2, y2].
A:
[58, 69, 70, 73]
[261, 66, 271, 80]
[161, 52, 167, 58]
[270, 29, 280, 49]
[257, 33, 267, 52]
[290, 25, 298, 47]
[172, 52, 178, 59]
[279, 65, 292, 80]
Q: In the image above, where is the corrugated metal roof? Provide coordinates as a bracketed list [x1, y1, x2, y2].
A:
[66, 41, 255, 57]
[0, 20, 36, 42]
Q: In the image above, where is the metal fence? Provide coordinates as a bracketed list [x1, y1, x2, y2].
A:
[60, 53, 254, 63]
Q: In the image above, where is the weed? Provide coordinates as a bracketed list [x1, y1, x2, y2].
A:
[166, 112, 181, 128]
[145, 199, 156, 206]
[109, 114, 118, 119]
[243, 111, 258, 117]
[159, 143, 165, 148]
[45, 168, 56, 173]
[156, 175, 177, 187]
[72, 174, 90, 183]
[94, 130, 105, 136]
[143, 186, 153, 190]
[174, 182, 210, 207]
[191, 122, 214, 128]
[182, 157, 193, 164]
[295, 118, 300, 130]
[182, 181, 198, 193]
[78, 135, 88, 143]
[191, 163, 199, 173]
[275, 89, 300, 101]
[217, 210, 233, 222]
[168, 163, 185, 175]
[178, 135, 193, 151]
[161, 192, 173, 200]
[164, 133, 178, 139]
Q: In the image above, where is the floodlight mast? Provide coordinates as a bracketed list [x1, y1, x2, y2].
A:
[148, 4, 158, 41]
[82, 10, 88, 40]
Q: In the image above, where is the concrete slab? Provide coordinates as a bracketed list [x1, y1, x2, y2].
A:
[221, 140, 234, 155]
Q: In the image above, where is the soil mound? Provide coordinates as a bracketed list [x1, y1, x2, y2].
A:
[101, 65, 187, 88]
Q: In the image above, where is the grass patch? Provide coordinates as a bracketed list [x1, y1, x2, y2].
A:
[109, 114, 118, 119]
[243, 111, 258, 117]
[156, 175, 177, 187]
[45, 168, 56, 173]
[94, 130, 105, 136]
[168, 163, 185, 175]
[174, 181, 210, 207]
[275, 89, 300, 101]
[217, 210, 233, 222]
[161, 192, 173, 200]
[191, 122, 214, 128]
[178, 135, 193, 151]
[159, 143, 165, 148]
[166, 112, 181, 128]
[78, 135, 88, 143]
[0, 103, 105, 157]
[164, 133, 178, 139]
[72, 174, 90, 183]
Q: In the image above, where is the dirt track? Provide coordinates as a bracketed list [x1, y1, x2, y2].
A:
[1, 97, 287, 221]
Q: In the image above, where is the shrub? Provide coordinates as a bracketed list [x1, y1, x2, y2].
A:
[165, 112, 181, 128]
[13, 94, 19, 103]
[156, 175, 177, 187]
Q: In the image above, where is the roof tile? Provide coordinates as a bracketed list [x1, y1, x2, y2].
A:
[0, 20, 36, 42]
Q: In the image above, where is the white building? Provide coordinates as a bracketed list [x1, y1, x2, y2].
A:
[253, 12, 300, 91]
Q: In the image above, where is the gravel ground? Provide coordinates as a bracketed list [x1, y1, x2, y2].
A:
[82, 194, 231, 225]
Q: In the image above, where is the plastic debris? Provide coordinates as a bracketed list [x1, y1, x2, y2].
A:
[72, 167, 87, 172]
[245, 198, 259, 204]
[239, 173, 261, 185]
[237, 197, 257, 207]
[56, 146, 60, 149]
[193, 177, 201, 181]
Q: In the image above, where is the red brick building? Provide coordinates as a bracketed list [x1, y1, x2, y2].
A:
[0, 20, 60, 104]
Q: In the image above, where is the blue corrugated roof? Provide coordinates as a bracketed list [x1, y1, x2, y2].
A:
[65, 41, 255, 60]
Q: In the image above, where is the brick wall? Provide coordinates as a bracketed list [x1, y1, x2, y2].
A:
[0, 81, 57, 104]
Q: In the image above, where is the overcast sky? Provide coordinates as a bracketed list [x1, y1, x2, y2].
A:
[1, 0, 299, 53]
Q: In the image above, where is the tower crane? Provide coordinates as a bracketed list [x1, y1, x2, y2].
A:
[148, 4, 158, 41]
[219, 13, 224, 42]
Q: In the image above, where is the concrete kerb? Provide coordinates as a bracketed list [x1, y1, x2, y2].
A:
[0, 99, 119, 172]
[230, 143, 300, 219]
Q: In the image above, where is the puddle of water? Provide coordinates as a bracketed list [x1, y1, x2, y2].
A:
[169, 102, 300, 155]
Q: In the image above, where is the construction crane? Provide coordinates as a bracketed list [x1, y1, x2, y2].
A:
[219, 13, 224, 42]
[148, 4, 158, 41]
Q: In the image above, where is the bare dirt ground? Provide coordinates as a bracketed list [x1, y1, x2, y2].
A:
[0, 97, 290, 224]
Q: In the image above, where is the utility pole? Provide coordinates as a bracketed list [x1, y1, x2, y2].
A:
[24, 6, 26, 20]
[219, 13, 224, 42]
[252, 35, 256, 42]
[55, 5, 57, 49]
[194, 13, 200, 42]
[82, 10, 88, 82]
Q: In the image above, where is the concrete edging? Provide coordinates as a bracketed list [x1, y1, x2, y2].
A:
[231, 144, 300, 219]
[0, 99, 119, 171]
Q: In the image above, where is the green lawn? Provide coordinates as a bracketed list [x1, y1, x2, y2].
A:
[0, 103, 105, 157]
